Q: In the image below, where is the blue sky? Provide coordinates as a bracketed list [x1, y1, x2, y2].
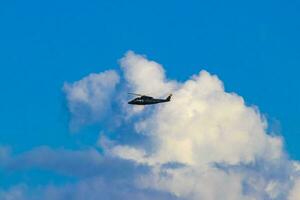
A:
[1, 0, 300, 199]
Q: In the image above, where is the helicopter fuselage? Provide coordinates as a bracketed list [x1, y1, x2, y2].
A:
[128, 95, 172, 105]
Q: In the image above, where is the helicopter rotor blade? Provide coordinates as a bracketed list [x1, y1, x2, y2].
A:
[128, 93, 144, 96]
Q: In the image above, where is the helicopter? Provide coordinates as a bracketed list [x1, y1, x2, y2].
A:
[128, 93, 172, 105]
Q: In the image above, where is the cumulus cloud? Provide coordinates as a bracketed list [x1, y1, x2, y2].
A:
[0, 147, 178, 200]
[63, 70, 120, 130]
[4, 147, 104, 177]
[2, 146, 151, 180]
[1, 51, 300, 200]
[120, 51, 178, 97]
[0, 177, 179, 200]
[109, 51, 299, 199]
[289, 178, 300, 200]
[125, 70, 283, 166]
[36, 177, 179, 200]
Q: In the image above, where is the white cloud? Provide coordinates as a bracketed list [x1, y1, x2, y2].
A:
[59, 51, 300, 199]
[0, 146, 179, 200]
[1, 51, 300, 200]
[120, 51, 178, 97]
[63, 70, 119, 130]
[127, 70, 283, 166]
[105, 52, 298, 200]
[289, 178, 300, 200]
[0, 177, 179, 200]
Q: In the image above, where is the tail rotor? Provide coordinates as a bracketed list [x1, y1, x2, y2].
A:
[166, 94, 172, 101]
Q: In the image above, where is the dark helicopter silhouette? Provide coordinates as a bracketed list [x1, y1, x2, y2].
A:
[128, 93, 172, 105]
